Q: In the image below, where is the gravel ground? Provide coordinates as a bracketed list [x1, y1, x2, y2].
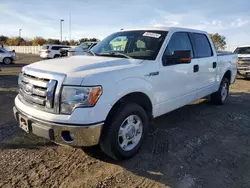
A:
[0, 54, 250, 188]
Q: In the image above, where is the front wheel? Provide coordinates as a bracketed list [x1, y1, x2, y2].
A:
[100, 103, 148, 160]
[210, 77, 229, 105]
[3, 57, 12, 65]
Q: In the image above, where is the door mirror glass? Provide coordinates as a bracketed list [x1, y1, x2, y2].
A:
[165, 50, 191, 64]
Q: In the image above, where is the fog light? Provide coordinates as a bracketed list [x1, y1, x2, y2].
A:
[61, 131, 74, 143]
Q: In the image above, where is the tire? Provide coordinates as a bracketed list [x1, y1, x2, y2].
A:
[210, 77, 229, 105]
[54, 54, 60, 58]
[100, 103, 149, 160]
[3, 57, 12, 65]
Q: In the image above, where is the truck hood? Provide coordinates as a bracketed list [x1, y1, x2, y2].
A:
[25, 56, 144, 84]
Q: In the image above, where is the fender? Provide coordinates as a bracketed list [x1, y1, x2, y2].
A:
[106, 77, 156, 114]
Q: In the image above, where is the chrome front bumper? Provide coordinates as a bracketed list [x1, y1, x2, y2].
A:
[13, 106, 103, 147]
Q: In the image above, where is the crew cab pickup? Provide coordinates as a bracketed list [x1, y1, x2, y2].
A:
[13, 27, 237, 160]
[234, 45, 250, 78]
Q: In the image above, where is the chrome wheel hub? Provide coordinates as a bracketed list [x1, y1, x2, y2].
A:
[118, 115, 143, 151]
[4, 58, 11, 64]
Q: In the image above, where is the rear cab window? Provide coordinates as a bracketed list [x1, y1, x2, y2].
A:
[191, 33, 213, 58]
[42, 45, 49, 50]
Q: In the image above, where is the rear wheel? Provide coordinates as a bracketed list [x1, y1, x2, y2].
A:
[210, 77, 229, 105]
[3, 57, 12, 65]
[100, 103, 148, 160]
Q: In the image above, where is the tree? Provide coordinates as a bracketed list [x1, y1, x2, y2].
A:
[61, 40, 70, 45]
[79, 37, 99, 43]
[32, 36, 46, 46]
[209, 33, 226, 50]
[79, 38, 89, 43]
[0, 35, 8, 44]
[69, 40, 78, 46]
[6, 37, 25, 46]
[46, 39, 61, 45]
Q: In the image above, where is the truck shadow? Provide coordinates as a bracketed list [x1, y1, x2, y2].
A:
[0, 75, 19, 88]
[0, 63, 29, 68]
[0, 90, 55, 149]
[83, 92, 250, 187]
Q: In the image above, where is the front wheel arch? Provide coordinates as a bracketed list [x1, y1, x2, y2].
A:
[100, 103, 149, 160]
[105, 92, 153, 125]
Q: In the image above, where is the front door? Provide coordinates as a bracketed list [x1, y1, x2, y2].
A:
[156, 32, 199, 116]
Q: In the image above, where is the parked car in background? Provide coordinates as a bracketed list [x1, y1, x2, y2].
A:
[0, 47, 16, 64]
[234, 45, 250, 78]
[14, 27, 237, 160]
[60, 42, 98, 57]
[40, 44, 71, 59]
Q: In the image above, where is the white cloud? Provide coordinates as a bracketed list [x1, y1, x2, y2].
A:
[230, 18, 249, 27]
[152, 9, 250, 33]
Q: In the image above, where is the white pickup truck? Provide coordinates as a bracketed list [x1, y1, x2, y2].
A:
[13, 27, 237, 160]
[234, 45, 250, 78]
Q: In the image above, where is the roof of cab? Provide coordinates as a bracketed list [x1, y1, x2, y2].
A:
[236, 45, 250, 48]
[121, 27, 208, 34]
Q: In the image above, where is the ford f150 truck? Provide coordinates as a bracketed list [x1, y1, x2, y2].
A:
[234, 45, 250, 78]
[13, 27, 237, 160]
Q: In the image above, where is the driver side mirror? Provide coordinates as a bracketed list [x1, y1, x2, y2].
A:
[163, 50, 191, 65]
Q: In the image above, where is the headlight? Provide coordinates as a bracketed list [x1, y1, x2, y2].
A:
[60, 86, 102, 114]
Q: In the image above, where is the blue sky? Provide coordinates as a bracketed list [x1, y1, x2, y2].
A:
[0, 0, 250, 50]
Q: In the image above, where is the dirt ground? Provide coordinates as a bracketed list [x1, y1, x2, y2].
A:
[0, 53, 250, 188]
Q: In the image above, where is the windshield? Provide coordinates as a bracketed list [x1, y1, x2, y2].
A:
[91, 30, 168, 60]
[234, 47, 250, 54]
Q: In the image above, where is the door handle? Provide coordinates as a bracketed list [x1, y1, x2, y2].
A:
[193, 64, 199, 72]
[213, 62, 217, 68]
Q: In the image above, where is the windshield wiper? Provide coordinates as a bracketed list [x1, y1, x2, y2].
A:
[99, 52, 133, 59]
[87, 50, 96, 56]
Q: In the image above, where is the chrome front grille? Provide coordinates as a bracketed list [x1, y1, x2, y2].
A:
[18, 72, 57, 111]
[238, 61, 250, 66]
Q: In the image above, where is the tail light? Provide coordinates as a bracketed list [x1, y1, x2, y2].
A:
[45, 50, 51, 54]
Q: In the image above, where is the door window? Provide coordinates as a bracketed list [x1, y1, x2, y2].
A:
[163, 32, 193, 66]
[192, 33, 213, 58]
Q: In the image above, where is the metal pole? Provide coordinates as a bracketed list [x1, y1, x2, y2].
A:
[60, 19, 64, 42]
[19, 29, 22, 38]
[69, 13, 71, 42]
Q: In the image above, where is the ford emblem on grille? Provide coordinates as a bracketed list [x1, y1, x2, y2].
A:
[24, 83, 33, 94]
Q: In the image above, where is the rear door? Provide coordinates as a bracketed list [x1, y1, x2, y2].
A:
[190, 33, 217, 90]
[51, 46, 61, 57]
